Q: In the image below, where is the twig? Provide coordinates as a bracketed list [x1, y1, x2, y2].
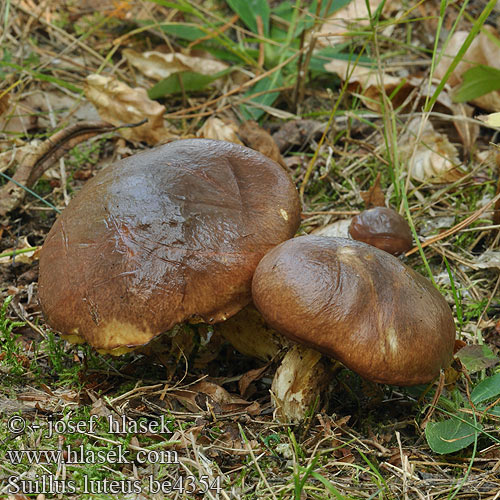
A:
[405, 191, 500, 257]
[0, 119, 146, 216]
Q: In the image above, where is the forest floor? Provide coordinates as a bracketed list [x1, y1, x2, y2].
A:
[0, 0, 500, 499]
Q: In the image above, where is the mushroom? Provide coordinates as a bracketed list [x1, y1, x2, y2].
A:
[252, 235, 456, 387]
[348, 206, 413, 255]
[38, 139, 301, 353]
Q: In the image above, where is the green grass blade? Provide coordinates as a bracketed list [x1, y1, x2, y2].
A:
[0, 171, 61, 214]
[424, 0, 498, 112]
[225, 0, 270, 36]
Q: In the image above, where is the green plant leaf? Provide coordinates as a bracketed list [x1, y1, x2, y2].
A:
[148, 68, 232, 99]
[453, 64, 500, 102]
[240, 73, 283, 120]
[147, 0, 197, 14]
[0, 60, 81, 93]
[309, 48, 373, 73]
[478, 404, 500, 417]
[425, 416, 482, 454]
[471, 372, 500, 404]
[272, 0, 350, 39]
[455, 344, 499, 373]
[158, 22, 207, 41]
[226, 0, 270, 36]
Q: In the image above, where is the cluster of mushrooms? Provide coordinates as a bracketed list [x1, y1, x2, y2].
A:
[38, 139, 456, 421]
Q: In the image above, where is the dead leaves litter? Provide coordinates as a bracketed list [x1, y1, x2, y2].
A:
[399, 117, 464, 183]
[84, 74, 176, 145]
[123, 49, 229, 81]
[196, 116, 243, 145]
[169, 380, 261, 416]
[238, 120, 286, 168]
[434, 26, 500, 112]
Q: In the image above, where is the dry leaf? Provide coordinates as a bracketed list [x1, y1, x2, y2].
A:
[0, 97, 39, 135]
[451, 102, 479, 153]
[474, 250, 500, 270]
[360, 172, 385, 207]
[434, 27, 500, 111]
[323, 58, 414, 113]
[123, 49, 228, 81]
[197, 117, 243, 144]
[323, 57, 462, 118]
[399, 117, 464, 183]
[84, 74, 175, 145]
[0, 93, 9, 116]
[317, 0, 389, 47]
[479, 112, 500, 128]
[90, 398, 114, 418]
[170, 380, 258, 415]
[239, 120, 286, 167]
[0, 237, 38, 265]
[272, 119, 323, 152]
[238, 363, 270, 397]
[312, 219, 351, 238]
[24, 90, 101, 124]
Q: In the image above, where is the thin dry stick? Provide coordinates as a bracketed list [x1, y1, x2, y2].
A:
[12, 0, 108, 66]
[405, 191, 500, 257]
[188, 14, 240, 50]
[256, 15, 265, 70]
[475, 273, 500, 339]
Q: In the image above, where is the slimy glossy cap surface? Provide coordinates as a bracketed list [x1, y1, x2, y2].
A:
[39, 139, 301, 351]
[252, 236, 455, 385]
[349, 206, 413, 255]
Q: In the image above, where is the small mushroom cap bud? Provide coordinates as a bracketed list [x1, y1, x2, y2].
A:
[349, 206, 413, 255]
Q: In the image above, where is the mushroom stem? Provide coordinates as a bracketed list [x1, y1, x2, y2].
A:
[216, 305, 290, 362]
[271, 344, 329, 423]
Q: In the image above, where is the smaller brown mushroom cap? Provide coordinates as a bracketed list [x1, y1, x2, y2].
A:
[349, 206, 412, 255]
[252, 236, 456, 386]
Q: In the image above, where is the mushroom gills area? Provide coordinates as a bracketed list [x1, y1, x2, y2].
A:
[251, 236, 456, 386]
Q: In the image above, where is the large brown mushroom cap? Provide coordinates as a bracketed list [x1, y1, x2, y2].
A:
[349, 206, 413, 255]
[39, 139, 300, 351]
[252, 236, 456, 385]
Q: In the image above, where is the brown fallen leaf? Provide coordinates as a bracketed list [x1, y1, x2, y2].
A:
[434, 26, 500, 112]
[0, 94, 39, 135]
[399, 117, 464, 183]
[84, 74, 176, 145]
[238, 120, 286, 167]
[238, 362, 271, 397]
[123, 49, 229, 81]
[316, 0, 392, 47]
[170, 380, 260, 415]
[312, 219, 351, 239]
[0, 93, 10, 116]
[272, 119, 323, 152]
[360, 172, 385, 208]
[197, 116, 243, 144]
